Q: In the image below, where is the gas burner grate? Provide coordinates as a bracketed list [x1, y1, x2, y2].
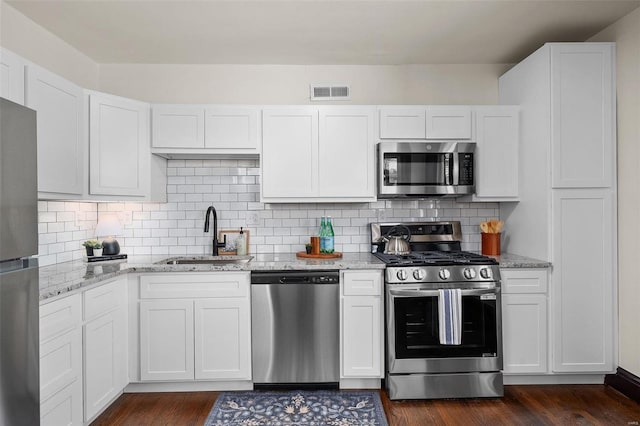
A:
[374, 250, 498, 266]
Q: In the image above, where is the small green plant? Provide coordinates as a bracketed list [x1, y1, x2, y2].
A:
[82, 239, 103, 249]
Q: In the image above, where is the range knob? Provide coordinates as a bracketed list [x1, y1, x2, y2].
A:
[463, 268, 477, 280]
[480, 268, 492, 279]
[438, 268, 451, 280]
[396, 269, 408, 281]
[413, 269, 426, 281]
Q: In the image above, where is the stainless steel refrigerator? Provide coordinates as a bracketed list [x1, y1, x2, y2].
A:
[0, 97, 40, 424]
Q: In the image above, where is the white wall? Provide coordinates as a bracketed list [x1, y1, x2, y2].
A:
[589, 8, 640, 377]
[0, 1, 99, 89]
[98, 63, 509, 104]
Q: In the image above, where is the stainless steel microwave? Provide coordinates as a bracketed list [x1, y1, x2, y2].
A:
[377, 141, 475, 198]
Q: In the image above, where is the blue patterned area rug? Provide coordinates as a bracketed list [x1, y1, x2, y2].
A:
[204, 390, 388, 425]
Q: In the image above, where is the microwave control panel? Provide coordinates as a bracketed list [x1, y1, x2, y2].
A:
[458, 153, 474, 185]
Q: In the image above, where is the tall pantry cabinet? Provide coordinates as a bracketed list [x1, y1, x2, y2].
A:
[499, 43, 616, 373]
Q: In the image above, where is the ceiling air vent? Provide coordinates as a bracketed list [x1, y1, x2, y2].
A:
[310, 84, 351, 101]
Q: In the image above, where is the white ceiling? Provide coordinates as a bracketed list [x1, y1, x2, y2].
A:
[6, 0, 640, 65]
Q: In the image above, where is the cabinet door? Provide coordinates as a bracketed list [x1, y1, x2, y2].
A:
[0, 47, 25, 104]
[341, 296, 383, 378]
[474, 106, 519, 199]
[425, 106, 472, 139]
[89, 92, 150, 196]
[262, 108, 318, 198]
[152, 105, 205, 148]
[139, 300, 194, 381]
[551, 189, 614, 372]
[205, 107, 259, 151]
[83, 279, 127, 422]
[502, 294, 548, 374]
[84, 310, 126, 421]
[379, 107, 426, 139]
[194, 298, 251, 380]
[318, 107, 375, 199]
[551, 44, 614, 188]
[26, 65, 84, 196]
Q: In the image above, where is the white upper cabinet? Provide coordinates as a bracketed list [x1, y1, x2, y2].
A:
[261, 106, 376, 202]
[318, 107, 376, 198]
[151, 105, 260, 156]
[152, 105, 205, 149]
[551, 44, 614, 188]
[425, 106, 472, 139]
[26, 64, 84, 198]
[379, 106, 473, 140]
[262, 107, 318, 199]
[205, 107, 259, 151]
[379, 107, 426, 139]
[468, 106, 519, 201]
[0, 47, 26, 105]
[89, 91, 162, 199]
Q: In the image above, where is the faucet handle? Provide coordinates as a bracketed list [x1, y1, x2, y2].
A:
[216, 234, 227, 248]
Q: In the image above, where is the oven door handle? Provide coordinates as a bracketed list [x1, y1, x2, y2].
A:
[388, 288, 498, 297]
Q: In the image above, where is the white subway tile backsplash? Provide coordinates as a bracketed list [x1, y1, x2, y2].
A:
[38, 160, 499, 263]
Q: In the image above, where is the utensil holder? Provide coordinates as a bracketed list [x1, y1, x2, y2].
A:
[481, 233, 501, 256]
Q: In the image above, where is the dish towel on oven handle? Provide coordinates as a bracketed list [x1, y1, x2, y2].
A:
[438, 288, 462, 345]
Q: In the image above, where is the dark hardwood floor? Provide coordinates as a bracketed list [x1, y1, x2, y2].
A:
[92, 385, 640, 425]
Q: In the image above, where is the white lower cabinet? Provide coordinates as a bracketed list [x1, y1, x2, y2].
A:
[140, 299, 195, 381]
[138, 272, 251, 382]
[194, 298, 251, 380]
[340, 270, 384, 379]
[40, 294, 83, 426]
[501, 268, 548, 375]
[83, 278, 128, 422]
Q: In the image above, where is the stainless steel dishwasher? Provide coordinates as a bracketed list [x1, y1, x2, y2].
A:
[251, 270, 339, 386]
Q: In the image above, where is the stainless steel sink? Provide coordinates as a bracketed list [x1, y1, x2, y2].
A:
[161, 256, 252, 265]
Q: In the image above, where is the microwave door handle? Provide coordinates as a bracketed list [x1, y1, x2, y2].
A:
[452, 152, 459, 186]
[389, 287, 498, 297]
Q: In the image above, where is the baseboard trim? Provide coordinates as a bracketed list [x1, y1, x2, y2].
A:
[605, 367, 640, 403]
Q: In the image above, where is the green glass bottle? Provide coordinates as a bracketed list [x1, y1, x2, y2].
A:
[319, 216, 327, 253]
[326, 216, 335, 254]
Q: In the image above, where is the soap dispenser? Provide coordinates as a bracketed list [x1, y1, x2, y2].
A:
[236, 227, 247, 255]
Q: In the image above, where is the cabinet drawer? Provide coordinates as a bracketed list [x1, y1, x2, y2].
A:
[40, 294, 82, 342]
[501, 269, 548, 294]
[40, 327, 82, 402]
[342, 271, 383, 296]
[40, 381, 83, 426]
[140, 272, 250, 299]
[84, 279, 123, 320]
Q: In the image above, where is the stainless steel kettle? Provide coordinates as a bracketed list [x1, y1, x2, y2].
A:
[383, 225, 411, 255]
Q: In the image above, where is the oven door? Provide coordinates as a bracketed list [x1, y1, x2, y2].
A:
[387, 284, 502, 374]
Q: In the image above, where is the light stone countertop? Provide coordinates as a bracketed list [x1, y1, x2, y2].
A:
[489, 252, 552, 269]
[38, 252, 386, 301]
[39, 251, 550, 302]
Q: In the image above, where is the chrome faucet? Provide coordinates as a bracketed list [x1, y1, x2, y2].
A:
[204, 205, 226, 256]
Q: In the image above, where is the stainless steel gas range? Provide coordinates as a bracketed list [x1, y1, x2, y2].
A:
[371, 221, 503, 400]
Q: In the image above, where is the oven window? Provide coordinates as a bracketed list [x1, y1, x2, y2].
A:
[383, 153, 451, 186]
[393, 295, 498, 358]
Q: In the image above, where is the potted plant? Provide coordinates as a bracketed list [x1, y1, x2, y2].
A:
[82, 240, 103, 257]
[305, 243, 312, 254]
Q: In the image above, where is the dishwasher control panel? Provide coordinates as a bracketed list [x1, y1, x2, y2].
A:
[251, 270, 340, 284]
